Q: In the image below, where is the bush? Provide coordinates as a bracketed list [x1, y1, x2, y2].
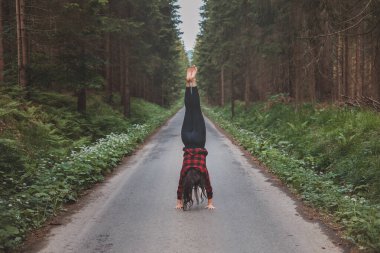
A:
[0, 129, 145, 250]
[204, 101, 380, 252]
[0, 88, 181, 251]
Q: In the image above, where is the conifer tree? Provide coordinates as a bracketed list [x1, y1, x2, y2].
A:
[0, 0, 186, 113]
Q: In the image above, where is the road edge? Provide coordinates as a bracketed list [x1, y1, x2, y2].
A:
[204, 113, 354, 253]
[20, 107, 182, 253]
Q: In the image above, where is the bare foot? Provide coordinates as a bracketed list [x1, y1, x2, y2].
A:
[175, 199, 183, 209]
[186, 68, 193, 86]
[189, 66, 197, 87]
[205, 199, 215, 210]
[186, 66, 197, 87]
[189, 65, 197, 79]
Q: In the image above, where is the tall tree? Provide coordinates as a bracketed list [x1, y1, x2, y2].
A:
[0, 0, 4, 83]
[195, 0, 380, 107]
[15, 0, 27, 87]
[1, 0, 187, 113]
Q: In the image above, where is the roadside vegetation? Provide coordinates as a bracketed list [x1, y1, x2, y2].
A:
[0, 88, 181, 251]
[204, 97, 380, 252]
[195, 0, 380, 251]
[1, 0, 186, 251]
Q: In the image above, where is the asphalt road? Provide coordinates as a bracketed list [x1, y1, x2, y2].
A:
[29, 108, 343, 253]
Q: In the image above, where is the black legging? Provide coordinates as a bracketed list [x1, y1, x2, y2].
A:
[181, 87, 206, 148]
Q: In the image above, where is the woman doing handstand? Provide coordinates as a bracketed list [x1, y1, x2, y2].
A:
[175, 66, 215, 210]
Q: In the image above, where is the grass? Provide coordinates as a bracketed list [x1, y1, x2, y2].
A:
[0, 87, 181, 251]
[203, 97, 380, 252]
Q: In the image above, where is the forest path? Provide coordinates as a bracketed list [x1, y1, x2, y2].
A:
[27, 108, 343, 253]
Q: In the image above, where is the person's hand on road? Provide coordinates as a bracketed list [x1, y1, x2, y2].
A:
[175, 199, 183, 209]
[205, 199, 215, 210]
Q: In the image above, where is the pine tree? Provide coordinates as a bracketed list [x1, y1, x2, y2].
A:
[195, 0, 380, 106]
[0, 0, 187, 112]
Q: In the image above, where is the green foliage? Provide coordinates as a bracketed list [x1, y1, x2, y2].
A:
[126, 0, 184, 106]
[194, 0, 277, 104]
[0, 88, 180, 251]
[1, 130, 145, 250]
[1, 0, 186, 248]
[3, 0, 185, 108]
[204, 101, 380, 252]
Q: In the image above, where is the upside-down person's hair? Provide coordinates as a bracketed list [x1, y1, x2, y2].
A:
[182, 168, 207, 211]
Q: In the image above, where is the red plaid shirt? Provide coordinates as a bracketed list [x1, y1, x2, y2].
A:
[177, 148, 213, 199]
[181, 148, 208, 176]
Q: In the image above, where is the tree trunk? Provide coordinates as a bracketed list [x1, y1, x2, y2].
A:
[77, 46, 87, 113]
[120, 40, 125, 106]
[220, 65, 225, 106]
[16, 0, 22, 85]
[123, 51, 130, 117]
[292, 0, 302, 109]
[120, 41, 130, 117]
[0, 0, 4, 83]
[143, 75, 147, 100]
[105, 32, 113, 103]
[356, 35, 364, 99]
[336, 34, 344, 102]
[244, 64, 250, 108]
[230, 70, 235, 119]
[375, 36, 380, 100]
[16, 0, 27, 87]
[19, 0, 27, 86]
[344, 36, 350, 99]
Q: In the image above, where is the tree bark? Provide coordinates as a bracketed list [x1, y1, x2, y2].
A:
[123, 47, 130, 117]
[120, 39, 130, 117]
[244, 64, 250, 108]
[292, 0, 302, 109]
[375, 36, 380, 100]
[288, 0, 301, 109]
[220, 65, 225, 106]
[16, 0, 22, 84]
[336, 34, 344, 102]
[77, 46, 87, 113]
[230, 70, 235, 119]
[344, 36, 350, 99]
[356, 34, 364, 98]
[143, 75, 147, 100]
[16, 0, 27, 87]
[0, 0, 4, 83]
[120, 39, 125, 106]
[20, 0, 27, 86]
[105, 32, 113, 103]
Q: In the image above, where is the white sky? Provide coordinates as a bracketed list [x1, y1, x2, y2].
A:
[177, 0, 203, 51]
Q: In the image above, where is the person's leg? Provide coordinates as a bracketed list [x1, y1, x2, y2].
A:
[182, 65, 206, 148]
[184, 87, 192, 109]
[186, 66, 196, 86]
[189, 87, 206, 147]
[181, 87, 193, 147]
